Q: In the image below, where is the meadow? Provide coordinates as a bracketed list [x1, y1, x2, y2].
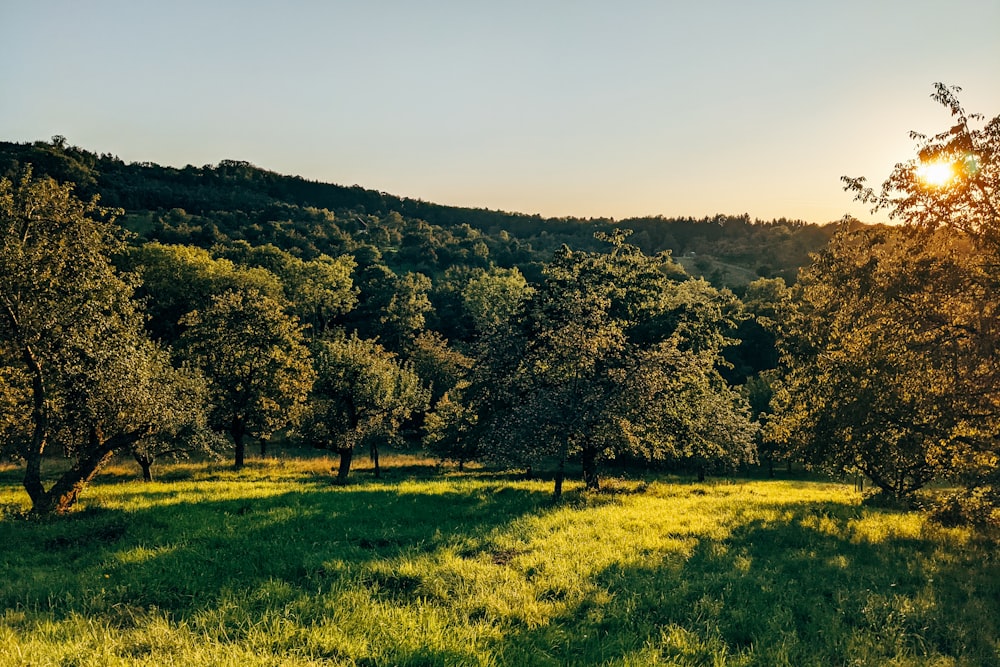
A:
[0, 453, 997, 666]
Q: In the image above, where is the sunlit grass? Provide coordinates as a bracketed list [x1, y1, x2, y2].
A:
[0, 453, 997, 666]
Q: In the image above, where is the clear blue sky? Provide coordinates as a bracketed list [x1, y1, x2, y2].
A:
[2, 1, 998, 223]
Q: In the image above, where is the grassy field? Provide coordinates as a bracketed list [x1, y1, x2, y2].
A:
[0, 453, 997, 666]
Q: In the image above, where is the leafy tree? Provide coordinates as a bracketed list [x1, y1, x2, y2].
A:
[179, 290, 315, 469]
[300, 334, 429, 482]
[774, 84, 999, 509]
[768, 226, 982, 499]
[408, 330, 472, 404]
[123, 242, 284, 342]
[215, 241, 358, 336]
[423, 383, 478, 470]
[844, 83, 999, 249]
[351, 265, 433, 354]
[128, 365, 224, 482]
[0, 172, 207, 514]
[461, 267, 534, 336]
[472, 233, 756, 497]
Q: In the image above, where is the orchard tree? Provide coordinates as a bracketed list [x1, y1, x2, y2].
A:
[804, 83, 1000, 506]
[300, 333, 429, 482]
[768, 226, 973, 499]
[215, 241, 358, 336]
[471, 232, 756, 497]
[461, 266, 534, 336]
[843, 83, 999, 249]
[123, 242, 284, 342]
[128, 364, 223, 482]
[423, 383, 479, 470]
[180, 289, 315, 468]
[351, 265, 433, 354]
[0, 172, 208, 514]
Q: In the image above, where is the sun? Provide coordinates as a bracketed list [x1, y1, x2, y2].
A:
[915, 160, 955, 187]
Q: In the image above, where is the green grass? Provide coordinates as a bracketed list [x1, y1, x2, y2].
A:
[0, 453, 997, 666]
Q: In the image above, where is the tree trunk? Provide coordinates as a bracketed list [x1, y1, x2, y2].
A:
[553, 458, 565, 500]
[767, 456, 774, 479]
[46, 449, 117, 514]
[132, 451, 155, 482]
[336, 447, 354, 483]
[232, 418, 246, 470]
[582, 445, 600, 491]
[370, 441, 381, 479]
[697, 464, 706, 483]
[259, 437, 268, 457]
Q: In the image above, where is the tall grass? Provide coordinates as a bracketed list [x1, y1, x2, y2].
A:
[0, 454, 997, 666]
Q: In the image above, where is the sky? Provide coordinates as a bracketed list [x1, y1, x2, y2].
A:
[2, 1, 998, 224]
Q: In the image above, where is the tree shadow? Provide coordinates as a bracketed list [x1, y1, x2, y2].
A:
[488, 500, 1000, 665]
[0, 479, 553, 618]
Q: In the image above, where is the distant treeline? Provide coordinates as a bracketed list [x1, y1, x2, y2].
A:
[0, 138, 837, 288]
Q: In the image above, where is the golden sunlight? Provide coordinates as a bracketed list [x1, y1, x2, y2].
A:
[915, 160, 955, 187]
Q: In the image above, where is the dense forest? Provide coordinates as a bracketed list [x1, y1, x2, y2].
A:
[0, 84, 997, 528]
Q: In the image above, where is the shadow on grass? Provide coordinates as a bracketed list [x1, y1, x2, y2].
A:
[0, 479, 553, 617]
[489, 501, 1000, 666]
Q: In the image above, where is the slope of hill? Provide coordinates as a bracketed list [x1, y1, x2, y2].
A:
[0, 137, 838, 288]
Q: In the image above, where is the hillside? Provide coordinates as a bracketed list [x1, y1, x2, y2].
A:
[0, 137, 837, 289]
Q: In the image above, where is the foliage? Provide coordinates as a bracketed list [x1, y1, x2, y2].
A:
[122, 241, 284, 342]
[461, 266, 534, 336]
[844, 83, 1000, 249]
[423, 383, 479, 470]
[301, 334, 429, 481]
[407, 330, 473, 404]
[0, 171, 207, 514]
[179, 290, 315, 469]
[349, 265, 433, 354]
[214, 241, 358, 337]
[472, 233, 757, 495]
[774, 85, 999, 507]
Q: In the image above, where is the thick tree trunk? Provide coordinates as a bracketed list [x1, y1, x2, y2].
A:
[582, 445, 600, 491]
[259, 437, 268, 457]
[767, 456, 775, 479]
[553, 458, 565, 500]
[45, 449, 117, 514]
[697, 464, 706, 483]
[336, 447, 354, 483]
[370, 441, 381, 479]
[132, 450, 155, 482]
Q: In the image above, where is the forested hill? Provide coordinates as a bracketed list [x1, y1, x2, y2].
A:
[0, 137, 837, 287]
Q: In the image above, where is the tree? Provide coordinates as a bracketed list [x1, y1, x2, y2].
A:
[300, 334, 429, 482]
[843, 83, 999, 249]
[423, 383, 479, 470]
[471, 233, 756, 497]
[0, 172, 208, 514]
[122, 242, 284, 343]
[773, 84, 1000, 508]
[179, 290, 315, 468]
[215, 241, 358, 336]
[768, 226, 976, 499]
[408, 330, 472, 404]
[128, 364, 223, 482]
[461, 267, 534, 336]
[350, 265, 433, 354]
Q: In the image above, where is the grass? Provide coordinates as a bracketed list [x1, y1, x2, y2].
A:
[0, 452, 997, 666]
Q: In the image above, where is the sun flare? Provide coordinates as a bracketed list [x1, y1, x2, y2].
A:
[915, 160, 955, 187]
